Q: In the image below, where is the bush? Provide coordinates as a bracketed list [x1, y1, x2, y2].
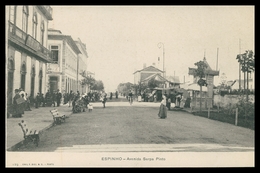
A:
[236, 96, 255, 119]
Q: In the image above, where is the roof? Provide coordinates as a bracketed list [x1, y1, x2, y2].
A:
[235, 79, 253, 83]
[166, 76, 180, 84]
[188, 57, 219, 76]
[75, 38, 88, 58]
[226, 80, 236, 87]
[142, 73, 167, 83]
[48, 34, 81, 54]
[188, 67, 219, 76]
[133, 65, 163, 74]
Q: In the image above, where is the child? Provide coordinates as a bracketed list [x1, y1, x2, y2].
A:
[88, 103, 93, 112]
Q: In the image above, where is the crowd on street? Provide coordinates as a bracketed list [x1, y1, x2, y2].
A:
[6, 88, 114, 118]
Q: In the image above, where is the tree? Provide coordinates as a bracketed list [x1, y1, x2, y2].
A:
[147, 78, 162, 89]
[194, 60, 208, 113]
[236, 50, 255, 101]
[92, 80, 104, 91]
[132, 81, 148, 95]
[80, 75, 96, 92]
[117, 82, 133, 95]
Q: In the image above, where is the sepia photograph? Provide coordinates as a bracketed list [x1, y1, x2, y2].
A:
[5, 5, 254, 167]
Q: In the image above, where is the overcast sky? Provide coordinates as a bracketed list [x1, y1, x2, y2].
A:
[49, 6, 254, 92]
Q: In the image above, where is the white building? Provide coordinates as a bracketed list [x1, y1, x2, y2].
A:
[6, 6, 53, 104]
[47, 29, 81, 94]
[74, 38, 89, 94]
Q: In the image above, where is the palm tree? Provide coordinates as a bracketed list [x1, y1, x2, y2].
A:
[236, 50, 255, 101]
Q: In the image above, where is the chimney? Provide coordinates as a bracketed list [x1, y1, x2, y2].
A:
[143, 63, 146, 69]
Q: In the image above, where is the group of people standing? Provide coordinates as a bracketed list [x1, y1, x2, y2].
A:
[8, 88, 64, 118]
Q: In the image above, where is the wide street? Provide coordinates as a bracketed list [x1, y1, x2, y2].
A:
[14, 96, 254, 153]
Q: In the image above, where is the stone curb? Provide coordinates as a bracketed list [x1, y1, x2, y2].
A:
[7, 111, 73, 151]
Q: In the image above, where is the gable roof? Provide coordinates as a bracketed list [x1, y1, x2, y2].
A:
[133, 65, 163, 74]
[142, 73, 167, 83]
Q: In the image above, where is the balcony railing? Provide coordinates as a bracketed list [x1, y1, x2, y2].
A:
[8, 21, 53, 62]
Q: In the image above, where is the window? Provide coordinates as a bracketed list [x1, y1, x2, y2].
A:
[22, 6, 29, 33]
[32, 13, 38, 39]
[9, 6, 17, 24]
[51, 45, 59, 63]
[40, 21, 45, 45]
[20, 64, 26, 91]
[39, 70, 43, 94]
[30, 67, 35, 97]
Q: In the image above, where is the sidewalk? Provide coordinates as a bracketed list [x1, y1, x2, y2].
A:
[6, 103, 73, 151]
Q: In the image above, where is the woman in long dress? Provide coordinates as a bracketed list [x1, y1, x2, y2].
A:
[158, 95, 167, 119]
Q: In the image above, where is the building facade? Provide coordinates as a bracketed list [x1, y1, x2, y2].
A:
[47, 29, 82, 94]
[133, 65, 164, 85]
[6, 6, 53, 105]
[75, 38, 88, 94]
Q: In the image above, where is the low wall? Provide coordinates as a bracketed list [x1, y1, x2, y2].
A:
[213, 94, 254, 108]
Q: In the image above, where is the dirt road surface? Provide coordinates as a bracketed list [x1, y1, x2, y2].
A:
[15, 99, 254, 152]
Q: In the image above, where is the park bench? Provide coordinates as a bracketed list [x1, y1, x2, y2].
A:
[18, 120, 39, 147]
[50, 109, 66, 125]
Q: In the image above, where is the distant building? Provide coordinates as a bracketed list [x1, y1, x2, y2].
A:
[47, 29, 81, 93]
[6, 6, 53, 104]
[165, 76, 180, 88]
[133, 65, 166, 85]
[232, 78, 254, 91]
[75, 38, 89, 94]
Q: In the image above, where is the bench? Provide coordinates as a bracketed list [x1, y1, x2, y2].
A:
[50, 109, 66, 125]
[18, 120, 39, 147]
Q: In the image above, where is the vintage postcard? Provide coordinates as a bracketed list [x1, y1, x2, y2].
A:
[6, 5, 255, 167]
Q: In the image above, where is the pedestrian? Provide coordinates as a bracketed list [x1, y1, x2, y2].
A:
[39, 93, 44, 107]
[88, 102, 93, 112]
[166, 96, 171, 110]
[158, 94, 167, 119]
[35, 93, 41, 108]
[56, 89, 62, 107]
[12, 89, 25, 118]
[25, 93, 32, 111]
[77, 90, 80, 98]
[110, 92, 112, 100]
[115, 91, 118, 99]
[19, 88, 27, 112]
[154, 94, 157, 103]
[102, 95, 107, 108]
[51, 91, 56, 107]
[68, 90, 73, 107]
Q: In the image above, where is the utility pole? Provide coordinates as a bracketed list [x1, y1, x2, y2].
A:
[216, 48, 219, 70]
[239, 39, 242, 90]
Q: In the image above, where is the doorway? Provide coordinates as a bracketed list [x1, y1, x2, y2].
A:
[49, 76, 58, 93]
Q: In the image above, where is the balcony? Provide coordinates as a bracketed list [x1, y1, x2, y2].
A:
[37, 6, 53, 20]
[8, 21, 53, 63]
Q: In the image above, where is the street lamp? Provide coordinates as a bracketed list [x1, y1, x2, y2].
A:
[157, 42, 165, 78]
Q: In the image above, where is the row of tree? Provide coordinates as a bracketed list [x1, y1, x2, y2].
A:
[117, 78, 164, 96]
